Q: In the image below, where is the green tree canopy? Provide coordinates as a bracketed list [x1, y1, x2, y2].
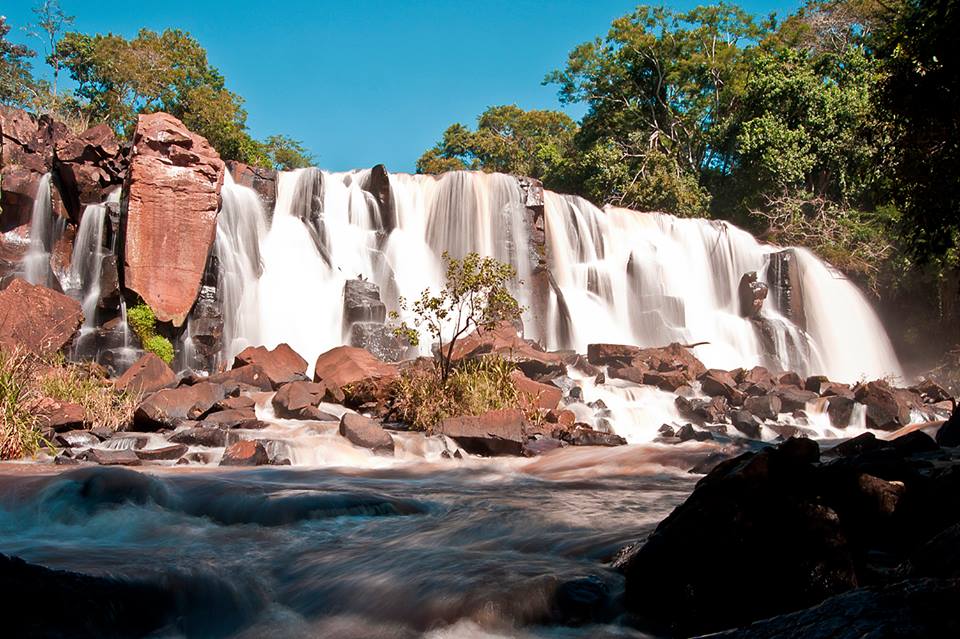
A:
[0, 16, 37, 108]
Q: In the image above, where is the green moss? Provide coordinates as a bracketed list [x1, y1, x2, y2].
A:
[127, 303, 174, 364]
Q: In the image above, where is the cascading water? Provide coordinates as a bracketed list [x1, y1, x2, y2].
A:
[22, 173, 56, 286]
[65, 190, 121, 326]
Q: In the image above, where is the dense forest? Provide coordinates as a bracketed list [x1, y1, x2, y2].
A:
[418, 0, 959, 372]
[1, 0, 957, 372]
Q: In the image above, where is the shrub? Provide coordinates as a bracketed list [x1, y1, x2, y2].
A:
[127, 303, 175, 364]
[391, 357, 523, 431]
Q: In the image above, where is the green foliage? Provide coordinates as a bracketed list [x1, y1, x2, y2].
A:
[390, 357, 520, 431]
[416, 105, 577, 182]
[0, 16, 37, 108]
[263, 134, 314, 170]
[127, 303, 174, 364]
[0, 349, 45, 460]
[391, 252, 523, 382]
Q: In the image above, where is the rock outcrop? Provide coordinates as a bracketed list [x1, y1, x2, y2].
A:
[0, 278, 82, 354]
[123, 112, 225, 326]
[232, 343, 307, 389]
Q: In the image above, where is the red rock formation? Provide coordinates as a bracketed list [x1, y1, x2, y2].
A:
[54, 123, 126, 223]
[0, 278, 82, 355]
[114, 352, 177, 396]
[123, 112, 224, 326]
[233, 343, 307, 389]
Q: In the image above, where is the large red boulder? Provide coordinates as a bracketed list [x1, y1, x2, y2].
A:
[312, 346, 398, 408]
[0, 278, 82, 355]
[449, 322, 566, 380]
[437, 408, 531, 456]
[132, 382, 225, 431]
[588, 342, 707, 386]
[114, 353, 176, 396]
[271, 381, 338, 421]
[509, 369, 561, 410]
[123, 112, 225, 326]
[338, 413, 395, 455]
[233, 343, 307, 389]
[854, 380, 920, 431]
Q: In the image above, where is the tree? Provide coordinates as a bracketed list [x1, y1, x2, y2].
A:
[416, 105, 577, 183]
[391, 252, 523, 383]
[263, 134, 313, 170]
[0, 16, 36, 108]
[873, 0, 960, 267]
[25, 0, 74, 99]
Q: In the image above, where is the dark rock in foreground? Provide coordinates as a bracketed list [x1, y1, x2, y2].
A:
[338, 413, 395, 455]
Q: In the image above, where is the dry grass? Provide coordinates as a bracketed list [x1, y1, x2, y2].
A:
[0, 349, 139, 460]
[391, 356, 526, 431]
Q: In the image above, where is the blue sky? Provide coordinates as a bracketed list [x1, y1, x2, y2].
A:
[5, 1, 799, 172]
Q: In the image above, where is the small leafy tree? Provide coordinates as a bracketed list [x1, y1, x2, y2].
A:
[391, 252, 523, 383]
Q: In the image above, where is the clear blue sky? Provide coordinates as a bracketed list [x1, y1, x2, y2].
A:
[5, 1, 800, 172]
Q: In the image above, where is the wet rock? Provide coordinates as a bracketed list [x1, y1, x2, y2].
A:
[78, 448, 142, 466]
[53, 122, 125, 221]
[338, 413, 395, 455]
[200, 409, 258, 429]
[522, 436, 564, 457]
[738, 271, 768, 318]
[177, 451, 215, 465]
[450, 321, 566, 380]
[911, 379, 953, 405]
[271, 381, 338, 420]
[232, 343, 307, 389]
[773, 385, 819, 412]
[348, 322, 411, 363]
[828, 432, 884, 458]
[658, 424, 676, 438]
[342, 279, 386, 326]
[113, 352, 177, 396]
[437, 409, 530, 456]
[214, 395, 256, 412]
[738, 366, 775, 396]
[219, 440, 269, 466]
[744, 394, 782, 421]
[123, 112, 225, 325]
[552, 575, 613, 626]
[641, 369, 689, 391]
[557, 426, 627, 447]
[204, 364, 273, 392]
[731, 409, 762, 439]
[935, 404, 960, 447]
[676, 395, 728, 425]
[767, 248, 806, 331]
[587, 342, 706, 384]
[133, 382, 225, 430]
[676, 423, 714, 442]
[699, 368, 746, 405]
[134, 444, 188, 461]
[168, 426, 227, 448]
[0, 278, 83, 355]
[826, 395, 858, 427]
[777, 371, 804, 388]
[54, 430, 99, 448]
[226, 160, 276, 211]
[890, 430, 939, 456]
[855, 380, 918, 431]
[510, 369, 562, 410]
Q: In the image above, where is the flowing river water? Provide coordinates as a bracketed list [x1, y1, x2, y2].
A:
[0, 444, 720, 638]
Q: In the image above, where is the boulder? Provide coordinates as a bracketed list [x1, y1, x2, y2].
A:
[342, 279, 386, 326]
[641, 369, 690, 391]
[936, 404, 960, 447]
[618, 439, 858, 636]
[134, 444, 188, 462]
[0, 278, 82, 355]
[773, 385, 820, 412]
[826, 395, 859, 427]
[348, 322, 411, 363]
[588, 342, 707, 384]
[510, 369, 562, 410]
[132, 382, 225, 431]
[271, 381, 338, 420]
[557, 426, 627, 447]
[0, 107, 55, 231]
[214, 395, 256, 412]
[449, 322, 565, 380]
[699, 369, 745, 405]
[744, 394, 782, 421]
[767, 248, 806, 331]
[739, 366, 775, 395]
[113, 352, 176, 396]
[54, 430, 99, 448]
[204, 364, 273, 392]
[37, 400, 85, 432]
[168, 426, 227, 448]
[313, 345, 398, 409]
[232, 343, 307, 389]
[338, 413, 395, 455]
[437, 408, 530, 456]
[738, 271, 768, 318]
[200, 409, 258, 429]
[855, 380, 918, 431]
[53, 122, 125, 222]
[77, 448, 142, 466]
[731, 409, 762, 439]
[123, 112, 225, 325]
[219, 440, 269, 466]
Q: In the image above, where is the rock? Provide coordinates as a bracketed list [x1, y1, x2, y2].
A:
[587, 342, 707, 383]
[134, 444, 188, 461]
[54, 430, 99, 448]
[123, 112, 225, 325]
[200, 409, 258, 429]
[168, 426, 227, 448]
[641, 369, 690, 391]
[313, 345, 398, 410]
[132, 382, 225, 431]
[618, 439, 857, 636]
[226, 160, 276, 211]
[676, 423, 714, 442]
[890, 430, 939, 456]
[271, 381, 338, 420]
[855, 380, 917, 430]
[78, 448, 142, 466]
[360, 164, 394, 230]
[204, 363, 273, 392]
[557, 426, 627, 447]
[738, 271, 768, 318]
[348, 322, 411, 363]
[0, 108, 55, 232]
[744, 394, 782, 421]
[37, 400, 85, 432]
[342, 279, 386, 326]
[739, 366, 775, 395]
[232, 343, 308, 389]
[113, 352, 176, 396]
[177, 451, 215, 465]
[767, 248, 806, 331]
[522, 436, 565, 457]
[0, 278, 82, 355]
[829, 432, 884, 458]
[773, 385, 820, 412]
[731, 409, 762, 439]
[510, 369, 562, 410]
[219, 440, 269, 466]
[338, 413, 395, 455]
[658, 424, 676, 438]
[53, 123, 125, 222]
[214, 395, 256, 412]
[676, 395, 728, 424]
[551, 575, 613, 626]
[706, 578, 960, 639]
[449, 322, 565, 380]
[911, 379, 953, 405]
[777, 371, 805, 388]
[437, 409, 530, 456]
[826, 395, 858, 427]
[936, 404, 960, 447]
[699, 368, 746, 405]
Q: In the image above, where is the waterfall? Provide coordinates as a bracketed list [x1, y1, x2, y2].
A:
[66, 190, 120, 327]
[23, 173, 55, 286]
[212, 170, 902, 383]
